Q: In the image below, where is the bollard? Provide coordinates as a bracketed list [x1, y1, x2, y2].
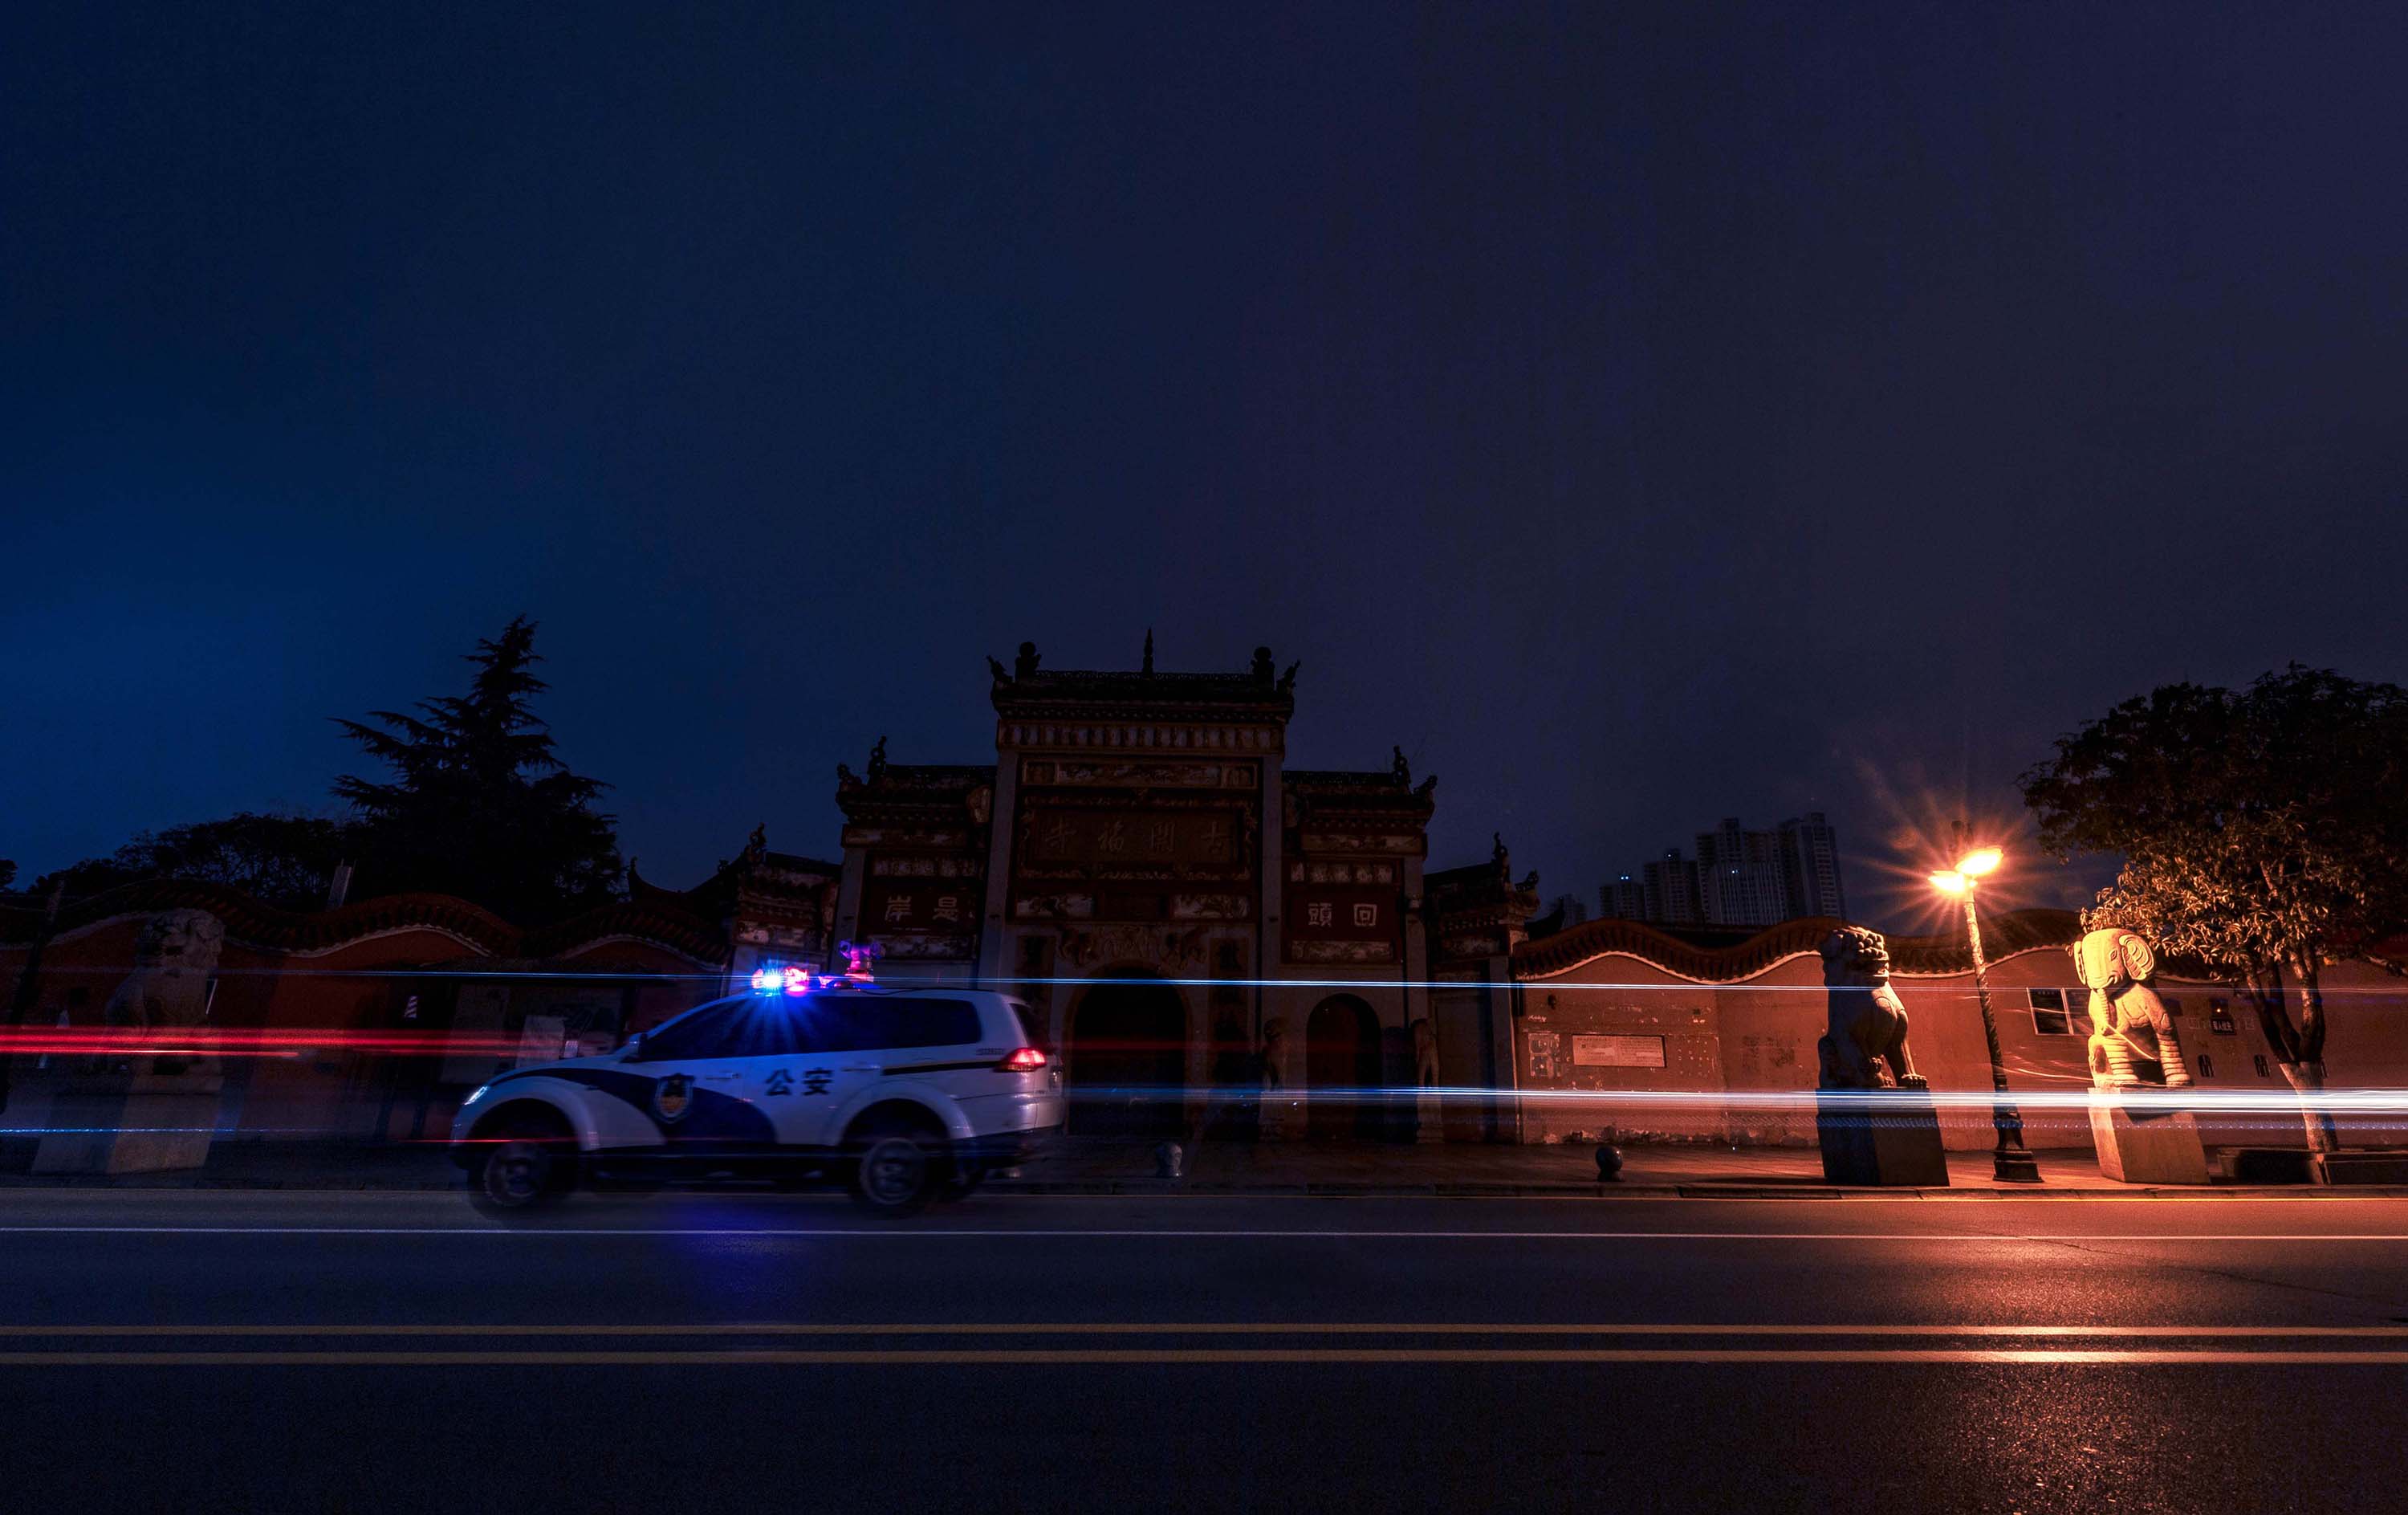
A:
[1595, 1143, 1624, 1181]
[1153, 1141, 1184, 1180]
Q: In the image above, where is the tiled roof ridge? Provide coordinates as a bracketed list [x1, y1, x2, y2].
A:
[0, 878, 523, 954]
[1515, 908, 2089, 983]
[1, 878, 734, 964]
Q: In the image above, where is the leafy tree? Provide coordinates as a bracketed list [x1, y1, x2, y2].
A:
[2021, 666, 2408, 1153]
[30, 813, 352, 910]
[0, 859, 14, 890]
[334, 616, 622, 925]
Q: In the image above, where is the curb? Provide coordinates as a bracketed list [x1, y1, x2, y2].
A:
[6, 1177, 2406, 1199]
[982, 1179, 2408, 1199]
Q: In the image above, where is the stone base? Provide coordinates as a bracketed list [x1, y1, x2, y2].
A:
[2088, 1098, 2211, 1184]
[31, 1088, 220, 1175]
[2218, 1146, 2317, 1184]
[1816, 1088, 1949, 1187]
[2314, 1150, 2408, 1185]
[1414, 1092, 1443, 1143]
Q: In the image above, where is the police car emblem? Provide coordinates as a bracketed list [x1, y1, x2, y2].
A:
[653, 1073, 695, 1124]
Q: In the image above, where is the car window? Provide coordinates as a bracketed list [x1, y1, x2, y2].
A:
[1006, 999, 1047, 1051]
[799, 996, 982, 1053]
[633, 1002, 745, 1061]
[636, 1000, 815, 1061]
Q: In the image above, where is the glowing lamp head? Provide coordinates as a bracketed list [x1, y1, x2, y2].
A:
[782, 965, 812, 996]
[1954, 846, 2004, 878]
[748, 967, 782, 995]
[1928, 869, 1971, 896]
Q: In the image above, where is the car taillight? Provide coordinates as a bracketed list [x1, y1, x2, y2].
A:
[998, 1047, 1047, 1072]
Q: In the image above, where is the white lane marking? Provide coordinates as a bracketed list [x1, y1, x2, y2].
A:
[0, 1225, 2404, 1241]
[2, 1346, 2405, 1366]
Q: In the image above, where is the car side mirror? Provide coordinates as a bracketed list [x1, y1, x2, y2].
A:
[622, 1032, 647, 1061]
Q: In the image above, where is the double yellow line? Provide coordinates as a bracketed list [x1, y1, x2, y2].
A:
[1, 1322, 2404, 1366]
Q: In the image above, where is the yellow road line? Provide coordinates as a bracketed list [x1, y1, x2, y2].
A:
[3, 1225, 2407, 1241]
[2, 1322, 2406, 1338]
[0, 1347, 2402, 1366]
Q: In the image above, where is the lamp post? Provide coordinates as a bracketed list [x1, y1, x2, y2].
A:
[1929, 845, 2042, 1183]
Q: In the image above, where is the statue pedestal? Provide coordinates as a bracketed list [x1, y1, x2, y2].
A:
[1816, 1087, 1949, 1187]
[1414, 1090, 1443, 1143]
[31, 1073, 221, 1175]
[2088, 1097, 2211, 1184]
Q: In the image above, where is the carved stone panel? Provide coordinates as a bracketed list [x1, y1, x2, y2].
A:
[1056, 923, 1215, 971]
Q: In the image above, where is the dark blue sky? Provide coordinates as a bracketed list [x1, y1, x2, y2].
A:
[6, 3, 2406, 927]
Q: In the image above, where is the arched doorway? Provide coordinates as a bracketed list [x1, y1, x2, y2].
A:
[1305, 995, 1381, 1141]
[1068, 971, 1189, 1138]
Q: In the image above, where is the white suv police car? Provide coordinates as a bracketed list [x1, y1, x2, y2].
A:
[450, 978, 1061, 1216]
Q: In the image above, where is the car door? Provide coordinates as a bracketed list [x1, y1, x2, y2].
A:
[706, 994, 842, 1151]
[754, 993, 887, 1149]
[620, 1000, 780, 1157]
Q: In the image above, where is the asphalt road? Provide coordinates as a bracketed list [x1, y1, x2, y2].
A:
[3, 1188, 2406, 1514]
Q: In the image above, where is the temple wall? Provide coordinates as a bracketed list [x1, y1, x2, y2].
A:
[1515, 946, 2408, 1152]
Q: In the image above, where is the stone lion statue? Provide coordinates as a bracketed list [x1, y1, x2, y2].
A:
[96, 909, 226, 1077]
[1816, 927, 1924, 1089]
[2072, 927, 2192, 1090]
[102, 910, 226, 1031]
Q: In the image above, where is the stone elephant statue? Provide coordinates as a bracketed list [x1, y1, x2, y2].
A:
[2072, 928, 2192, 1090]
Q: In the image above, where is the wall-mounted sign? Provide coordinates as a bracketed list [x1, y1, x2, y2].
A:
[863, 882, 978, 930]
[1572, 1033, 1666, 1069]
[1022, 806, 1243, 868]
[1527, 1031, 1560, 1080]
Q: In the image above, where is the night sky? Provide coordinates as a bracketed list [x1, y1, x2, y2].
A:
[7, 4, 2406, 929]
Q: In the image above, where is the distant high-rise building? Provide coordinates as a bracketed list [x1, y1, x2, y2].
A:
[1641, 848, 1704, 926]
[1777, 812, 1847, 919]
[1605, 814, 1847, 930]
[1600, 874, 1647, 920]
[1694, 817, 1787, 927]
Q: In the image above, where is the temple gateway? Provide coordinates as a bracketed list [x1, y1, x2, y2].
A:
[786, 641, 1540, 1142]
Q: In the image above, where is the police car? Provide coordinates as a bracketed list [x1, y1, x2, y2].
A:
[450, 960, 1061, 1216]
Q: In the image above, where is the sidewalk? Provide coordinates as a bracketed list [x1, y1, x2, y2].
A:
[5, 1134, 2401, 1197]
[999, 1138, 2408, 1198]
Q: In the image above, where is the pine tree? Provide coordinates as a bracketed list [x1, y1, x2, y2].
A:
[335, 617, 622, 924]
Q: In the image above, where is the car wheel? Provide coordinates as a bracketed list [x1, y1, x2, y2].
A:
[468, 1118, 577, 1220]
[849, 1132, 940, 1216]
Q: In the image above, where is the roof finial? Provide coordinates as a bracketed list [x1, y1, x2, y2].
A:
[1142, 628, 1154, 675]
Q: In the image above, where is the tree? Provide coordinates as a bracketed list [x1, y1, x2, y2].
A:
[334, 616, 622, 925]
[0, 859, 14, 891]
[2021, 666, 2408, 1153]
[31, 813, 352, 911]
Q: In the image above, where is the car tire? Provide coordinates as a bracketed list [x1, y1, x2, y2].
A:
[467, 1115, 578, 1220]
[937, 1167, 985, 1203]
[848, 1130, 942, 1216]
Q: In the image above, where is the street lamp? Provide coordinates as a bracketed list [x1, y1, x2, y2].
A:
[1930, 844, 2042, 1183]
